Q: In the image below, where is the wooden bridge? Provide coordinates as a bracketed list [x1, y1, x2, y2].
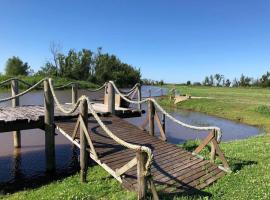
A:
[0, 78, 230, 199]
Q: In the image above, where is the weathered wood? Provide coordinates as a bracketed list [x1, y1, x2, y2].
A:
[161, 114, 165, 133]
[194, 132, 214, 154]
[11, 79, 21, 148]
[44, 79, 55, 172]
[148, 100, 155, 136]
[137, 84, 142, 110]
[107, 82, 115, 114]
[137, 151, 147, 200]
[210, 130, 217, 162]
[115, 156, 137, 176]
[56, 115, 225, 194]
[154, 111, 166, 141]
[80, 98, 88, 182]
[71, 83, 78, 104]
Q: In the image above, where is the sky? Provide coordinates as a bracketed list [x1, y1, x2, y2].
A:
[0, 0, 270, 83]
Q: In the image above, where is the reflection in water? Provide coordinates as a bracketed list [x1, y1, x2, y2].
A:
[0, 86, 262, 192]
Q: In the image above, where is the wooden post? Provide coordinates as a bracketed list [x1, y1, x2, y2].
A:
[80, 98, 88, 182]
[137, 151, 147, 200]
[137, 84, 142, 110]
[148, 100, 155, 136]
[72, 83, 78, 104]
[210, 130, 217, 162]
[107, 82, 115, 115]
[44, 79, 55, 172]
[161, 113, 165, 134]
[11, 79, 21, 148]
[149, 89, 151, 97]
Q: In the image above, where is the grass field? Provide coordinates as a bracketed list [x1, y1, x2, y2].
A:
[1, 85, 270, 199]
[160, 85, 270, 131]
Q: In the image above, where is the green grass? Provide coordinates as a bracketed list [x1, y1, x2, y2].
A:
[2, 85, 270, 199]
[160, 85, 270, 131]
[0, 75, 99, 90]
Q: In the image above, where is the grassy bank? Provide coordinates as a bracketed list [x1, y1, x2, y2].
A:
[0, 75, 98, 90]
[160, 85, 270, 131]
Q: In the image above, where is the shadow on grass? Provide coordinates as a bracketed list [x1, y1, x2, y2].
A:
[180, 140, 258, 173]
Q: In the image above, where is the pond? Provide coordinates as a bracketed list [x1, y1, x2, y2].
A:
[0, 86, 262, 192]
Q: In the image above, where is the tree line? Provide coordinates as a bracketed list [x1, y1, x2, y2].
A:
[198, 72, 270, 87]
[184, 72, 270, 87]
[3, 46, 141, 87]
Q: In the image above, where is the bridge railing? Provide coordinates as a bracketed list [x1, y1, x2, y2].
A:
[109, 81, 231, 173]
[0, 77, 156, 199]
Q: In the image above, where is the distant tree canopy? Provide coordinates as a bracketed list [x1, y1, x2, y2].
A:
[37, 48, 140, 87]
[5, 56, 31, 76]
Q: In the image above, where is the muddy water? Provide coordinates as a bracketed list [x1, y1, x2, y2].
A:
[0, 86, 261, 192]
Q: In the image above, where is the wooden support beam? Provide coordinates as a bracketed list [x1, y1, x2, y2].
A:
[137, 151, 147, 200]
[44, 79, 55, 172]
[148, 100, 155, 136]
[107, 82, 115, 115]
[210, 130, 217, 163]
[140, 117, 149, 131]
[71, 83, 78, 104]
[80, 98, 88, 182]
[115, 156, 137, 177]
[11, 79, 21, 148]
[154, 111, 166, 141]
[79, 116, 98, 159]
[194, 132, 214, 154]
[137, 84, 142, 110]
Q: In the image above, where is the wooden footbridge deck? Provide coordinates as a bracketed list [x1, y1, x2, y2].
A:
[56, 116, 225, 193]
[0, 78, 230, 199]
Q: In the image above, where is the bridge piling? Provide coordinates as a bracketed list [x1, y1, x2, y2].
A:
[11, 79, 21, 148]
[108, 82, 115, 115]
[137, 151, 147, 200]
[80, 98, 88, 182]
[148, 100, 155, 136]
[137, 84, 142, 110]
[72, 83, 78, 104]
[44, 79, 55, 172]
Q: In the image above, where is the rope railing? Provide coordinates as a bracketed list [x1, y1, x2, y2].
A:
[84, 82, 107, 92]
[0, 77, 17, 87]
[109, 81, 222, 141]
[47, 78, 152, 175]
[0, 79, 46, 103]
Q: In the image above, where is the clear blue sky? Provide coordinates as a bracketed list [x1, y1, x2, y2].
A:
[0, 0, 270, 83]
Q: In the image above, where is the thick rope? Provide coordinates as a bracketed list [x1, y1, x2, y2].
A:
[109, 81, 222, 141]
[0, 78, 17, 87]
[85, 83, 107, 92]
[86, 99, 153, 175]
[48, 78, 82, 114]
[0, 79, 46, 103]
[54, 82, 75, 89]
[119, 83, 139, 95]
[49, 82, 153, 174]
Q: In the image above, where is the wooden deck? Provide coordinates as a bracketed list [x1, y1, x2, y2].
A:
[0, 104, 141, 132]
[56, 116, 224, 194]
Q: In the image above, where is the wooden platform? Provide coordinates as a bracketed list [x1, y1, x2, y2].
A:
[56, 116, 224, 194]
[0, 104, 141, 132]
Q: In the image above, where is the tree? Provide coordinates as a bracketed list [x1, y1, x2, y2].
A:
[225, 79, 231, 87]
[186, 81, 191, 85]
[260, 71, 270, 87]
[214, 74, 224, 86]
[5, 56, 31, 76]
[232, 78, 239, 87]
[203, 76, 210, 86]
[209, 75, 214, 86]
[239, 74, 251, 87]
